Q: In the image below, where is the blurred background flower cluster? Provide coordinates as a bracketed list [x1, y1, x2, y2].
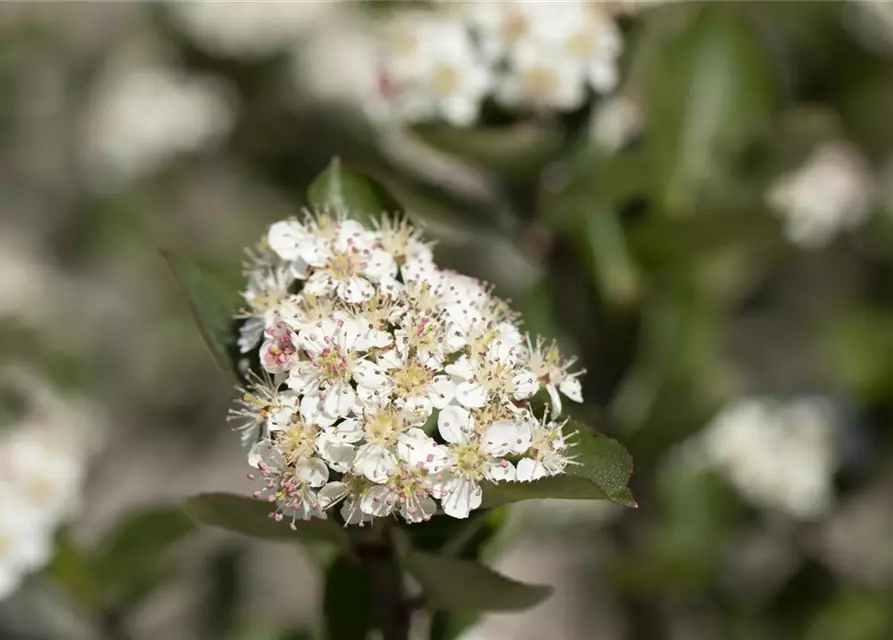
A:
[4, 1, 893, 639]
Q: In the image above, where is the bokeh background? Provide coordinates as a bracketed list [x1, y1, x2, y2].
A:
[4, 1, 893, 639]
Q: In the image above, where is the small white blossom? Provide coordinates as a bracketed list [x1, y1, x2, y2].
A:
[370, 1, 624, 126]
[83, 61, 234, 189]
[168, 0, 332, 58]
[686, 396, 839, 519]
[375, 11, 492, 126]
[234, 211, 587, 524]
[0, 369, 103, 601]
[590, 93, 645, 155]
[767, 142, 875, 248]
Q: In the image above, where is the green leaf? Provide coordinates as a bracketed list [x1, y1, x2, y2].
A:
[183, 493, 348, 548]
[412, 123, 564, 180]
[323, 555, 375, 640]
[159, 250, 240, 380]
[404, 551, 552, 612]
[482, 427, 635, 508]
[0, 384, 27, 431]
[308, 157, 400, 220]
[645, 7, 778, 213]
[94, 506, 196, 602]
[48, 530, 101, 610]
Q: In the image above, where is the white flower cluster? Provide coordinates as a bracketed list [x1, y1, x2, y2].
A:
[230, 211, 584, 525]
[0, 371, 101, 601]
[697, 397, 839, 519]
[83, 61, 235, 189]
[372, 1, 623, 126]
[767, 142, 874, 249]
[167, 0, 334, 59]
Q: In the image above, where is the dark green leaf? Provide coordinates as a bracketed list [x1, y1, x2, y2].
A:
[323, 555, 375, 640]
[404, 551, 552, 612]
[183, 493, 348, 548]
[94, 506, 196, 602]
[0, 384, 27, 431]
[159, 250, 240, 380]
[308, 157, 400, 220]
[413, 123, 564, 180]
[47, 530, 100, 610]
[645, 7, 778, 213]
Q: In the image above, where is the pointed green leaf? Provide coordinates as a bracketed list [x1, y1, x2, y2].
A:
[482, 426, 635, 508]
[645, 7, 778, 213]
[308, 157, 400, 219]
[404, 551, 552, 612]
[159, 250, 240, 379]
[323, 555, 375, 640]
[94, 506, 196, 601]
[183, 492, 348, 548]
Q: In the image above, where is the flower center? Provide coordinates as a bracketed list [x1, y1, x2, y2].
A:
[365, 410, 403, 444]
[326, 252, 362, 282]
[503, 13, 530, 43]
[451, 441, 488, 479]
[391, 361, 435, 397]
[567, 32, 594, 59]
[278, 422, 318, 465]
[313, 346, 353, 383]
[521, 67, 557, 99]
[431, 65, 460, 95]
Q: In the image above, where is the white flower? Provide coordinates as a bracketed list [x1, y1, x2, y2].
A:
[168, 0, 332, 58]
[360, 429, 448, 523]
[696, 396, 839, 519]
[767, 142, 874, 248]
[83, 62, 234, 189]
[0, 490, 53, 601]
[376, 11, 492, 126]
[232, 210, 587, 524]
[523, 337, 584, 416]
[590, 93, 645, 155]
[516, 417, 577, 482]
[0, 368, 104, 601]
[433, 406, 521, 519]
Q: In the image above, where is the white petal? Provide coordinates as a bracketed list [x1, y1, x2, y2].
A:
[516, 458, 548, 482]
[485, 459, 516, 482]
[322, 382, 356, 418]
[337, 277, 375, 303]
[512, 369, 539, 400]
[364, 249, 397, 281]
[248, 441, 285, 470]
[360, 485, 394, 517]
[303, 272, 334, 298]
[376, 349, 404, 371]
[296, 457, 329, 487]
[318, 482, 349, 509]
[481, 420, 522, 457]
[455, 381, 488, 408]
[402, 494, 438, 523]
[445, 355, 474, 380]
[354, 443, 398, 483]
[399, 396, 431, 426]
[428, 375, 456, 409]
[353, 360, 388, 390]
[287, 365, 321, 394]
[546, 383, 563, 416]
[327, 418, 364, 443]
[440, 477, 483, 519]
[267, 220, 306, 260]
[316, 438, 356, 473]
[398, 429, 448, 471]
[559, 376, 583, 403]
[438, 406, 471, 444]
